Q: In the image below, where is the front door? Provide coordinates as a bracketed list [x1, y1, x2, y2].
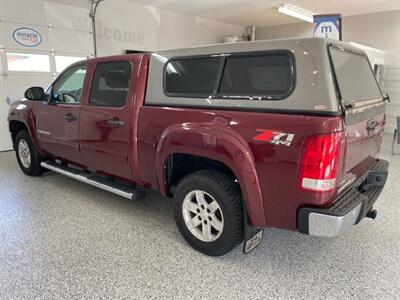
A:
[36, 63, 87, 165]
[80, 60, 133, 180]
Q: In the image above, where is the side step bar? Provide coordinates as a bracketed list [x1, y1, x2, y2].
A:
[40, 161, 145, 200]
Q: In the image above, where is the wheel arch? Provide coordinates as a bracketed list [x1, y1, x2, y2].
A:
[164, 153, 237, 193]
[9, 120, 28, 145]
[155, 122, 267, 227]
[9, 118, 43, 156]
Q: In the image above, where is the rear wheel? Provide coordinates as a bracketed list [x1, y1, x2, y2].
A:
[15, 130, 43, 176]
[174, 170, 244, 256]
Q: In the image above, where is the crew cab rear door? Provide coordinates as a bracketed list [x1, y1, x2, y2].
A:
[79, 58, 135, 180]
[329, 45, 385, 189]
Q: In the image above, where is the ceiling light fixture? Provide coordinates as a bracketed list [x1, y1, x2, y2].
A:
[278, 4, 315, 23]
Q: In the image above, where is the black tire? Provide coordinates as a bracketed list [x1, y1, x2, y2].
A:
[15, 130, 43, 176]
[174, 169, 244, 256]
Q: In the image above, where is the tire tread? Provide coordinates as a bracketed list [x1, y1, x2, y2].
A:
[174, 169, 244, 256]
[196, 169, 244, 246]
[15, 129, 43, 176]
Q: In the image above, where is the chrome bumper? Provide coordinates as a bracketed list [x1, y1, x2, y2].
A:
[308, 203, 362, 237]
[298, 159, 389, 237]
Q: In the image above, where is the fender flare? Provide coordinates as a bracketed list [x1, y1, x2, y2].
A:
[9, 112, 43, 156]
[155, 121, 267, 227]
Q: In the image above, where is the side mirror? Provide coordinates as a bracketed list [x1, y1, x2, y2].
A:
[24, 87, 44, 101]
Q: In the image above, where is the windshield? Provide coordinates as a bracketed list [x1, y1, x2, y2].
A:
[330, 47, 382, 104]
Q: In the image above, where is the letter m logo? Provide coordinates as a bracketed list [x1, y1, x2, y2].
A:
[321, 25, 332, 33]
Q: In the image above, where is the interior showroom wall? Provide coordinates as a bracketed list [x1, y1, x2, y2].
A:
[95, 1, 244, 56]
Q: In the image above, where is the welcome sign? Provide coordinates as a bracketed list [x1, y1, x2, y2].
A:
[313, 14, 342, 40]
[13, 27, 42, 47]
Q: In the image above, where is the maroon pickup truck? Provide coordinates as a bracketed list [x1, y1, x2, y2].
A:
[8, 38, 389, 256]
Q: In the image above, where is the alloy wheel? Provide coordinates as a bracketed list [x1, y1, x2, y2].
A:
[182, 190, 224, 242]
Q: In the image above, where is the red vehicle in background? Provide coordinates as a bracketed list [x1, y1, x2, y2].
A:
[8, 38, 389, 256]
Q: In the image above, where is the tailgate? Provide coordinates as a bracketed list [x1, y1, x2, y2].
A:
[329, 45, 385, 190]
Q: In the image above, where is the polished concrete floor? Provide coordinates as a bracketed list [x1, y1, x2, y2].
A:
[0, 135, 399, 299]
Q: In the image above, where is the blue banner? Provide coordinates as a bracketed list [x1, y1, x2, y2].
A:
[313, 14, 342, 40]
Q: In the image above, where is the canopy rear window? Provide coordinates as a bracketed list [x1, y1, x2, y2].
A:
[164, 51, 295, 100]
[329, 47, 382, 104]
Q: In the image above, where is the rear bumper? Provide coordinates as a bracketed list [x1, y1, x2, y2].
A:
[298, 159, 389, 237]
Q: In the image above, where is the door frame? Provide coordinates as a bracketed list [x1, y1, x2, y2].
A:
[78, 56, 139, 181]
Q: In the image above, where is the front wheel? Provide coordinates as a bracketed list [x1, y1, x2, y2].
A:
[15, 130, 43, 176]
[174, 170, 244, 256]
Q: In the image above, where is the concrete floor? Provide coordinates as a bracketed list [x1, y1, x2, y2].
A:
[0, 135, 399, 299]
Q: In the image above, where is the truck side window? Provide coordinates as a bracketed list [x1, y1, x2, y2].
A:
[52, 64, 87, 104]
[163, 52, 294, 100]
[165, 58, 220, 96]
[219, 54, 293, 97]
[89, 61, 132, 107]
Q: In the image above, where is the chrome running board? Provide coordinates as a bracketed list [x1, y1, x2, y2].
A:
[40, 161, 145, 200]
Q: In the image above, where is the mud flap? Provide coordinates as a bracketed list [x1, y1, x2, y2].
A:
[243, 227, 264, 254]
[242, 202, 264, 254]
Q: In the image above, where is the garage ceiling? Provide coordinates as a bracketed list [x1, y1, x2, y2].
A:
[129, 0, 400, 27]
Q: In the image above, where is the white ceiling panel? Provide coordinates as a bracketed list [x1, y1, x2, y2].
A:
[127, 0, 400, 27]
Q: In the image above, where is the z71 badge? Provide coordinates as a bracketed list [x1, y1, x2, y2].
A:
[253, 129, 295, 146]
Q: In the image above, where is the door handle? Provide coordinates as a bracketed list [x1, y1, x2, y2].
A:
[64, 113, 78, 122]
[106, 118, 126, 128]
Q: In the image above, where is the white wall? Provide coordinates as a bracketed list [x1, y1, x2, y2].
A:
[255, 10, 400, 68]
[94, 1, 244, 56]
[256, 22, 311, 42]
[0, 0, 93, 151]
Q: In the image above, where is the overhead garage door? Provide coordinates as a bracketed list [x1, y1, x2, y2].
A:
[0, 0, 93, 151]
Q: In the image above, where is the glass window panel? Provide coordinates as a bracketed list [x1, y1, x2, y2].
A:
[89, 62, 132, 107]
[165, 58, 220, 95]
[330, 48, 382, 103]
[220, 54, 292, 97]
[52, 64, 87, 104]
[7, 52, 50, 72]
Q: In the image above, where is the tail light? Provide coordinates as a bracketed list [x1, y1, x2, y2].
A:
[298, 132, 344, 192]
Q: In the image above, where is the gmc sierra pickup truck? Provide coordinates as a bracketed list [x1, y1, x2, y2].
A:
[8, 38, 389, 256]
